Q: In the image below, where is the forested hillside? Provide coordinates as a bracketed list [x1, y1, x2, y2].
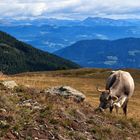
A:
[0, 31, 80, 74]
[55, 38, 140, 68]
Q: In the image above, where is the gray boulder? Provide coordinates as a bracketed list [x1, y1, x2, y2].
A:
[44, 86, 86, 102]
[1, 80, 18, 89]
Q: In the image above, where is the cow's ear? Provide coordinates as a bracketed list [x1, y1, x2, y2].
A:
[111, 95, 118, 101]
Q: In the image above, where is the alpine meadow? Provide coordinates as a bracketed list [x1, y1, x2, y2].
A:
[0, 0, 140, 140]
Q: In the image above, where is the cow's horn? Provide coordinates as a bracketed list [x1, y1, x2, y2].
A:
[96, 86, 105, 92]
[111, 95, 118, 101]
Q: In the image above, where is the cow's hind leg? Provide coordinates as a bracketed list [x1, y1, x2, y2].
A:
[115, 106, 119, 114]
[122, 100, 128, 116]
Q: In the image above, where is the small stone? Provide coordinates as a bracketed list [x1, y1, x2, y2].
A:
[23, 103, 32, 107]
[0, 108, 6, 113]
[0, 120, 9, 128]
[14, 131, 19, 137]
[33, 106, 41, 110]
[115, 123, 122, 129]
[34, 127, 39, 130]
[23, 99, 32, 103]
[126, 137, 132, 140]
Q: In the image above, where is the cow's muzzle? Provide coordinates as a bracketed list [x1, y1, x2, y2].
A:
[94, 107, 104, 112]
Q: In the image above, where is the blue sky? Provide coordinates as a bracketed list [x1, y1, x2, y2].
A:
[0, 0, 140, 20]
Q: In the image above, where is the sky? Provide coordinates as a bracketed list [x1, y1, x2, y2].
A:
[0, 0, 140, 20]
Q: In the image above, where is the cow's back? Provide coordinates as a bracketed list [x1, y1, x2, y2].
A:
[121, 71, 134, 97]
[106, 70, 134, 97]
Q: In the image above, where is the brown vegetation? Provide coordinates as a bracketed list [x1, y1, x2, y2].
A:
[0, 68, 140, 139]
[9, 68, 140, 121]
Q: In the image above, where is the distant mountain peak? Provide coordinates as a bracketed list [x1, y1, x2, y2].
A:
[84, 17, 114, 21]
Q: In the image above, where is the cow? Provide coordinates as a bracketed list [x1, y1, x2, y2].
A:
[96, 70, 135, 116]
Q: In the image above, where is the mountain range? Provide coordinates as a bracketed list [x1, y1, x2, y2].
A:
[1, 17, 140, 52]
[0, 31, 80, 74]
[54, 38, 140, 69]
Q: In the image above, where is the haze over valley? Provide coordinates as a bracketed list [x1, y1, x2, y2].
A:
[1, 17, 140, 52]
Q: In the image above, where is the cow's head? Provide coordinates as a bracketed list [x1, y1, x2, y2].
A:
[96, 87, 118, 111]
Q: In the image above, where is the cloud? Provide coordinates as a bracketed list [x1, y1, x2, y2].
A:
[0, 0, 140, 19]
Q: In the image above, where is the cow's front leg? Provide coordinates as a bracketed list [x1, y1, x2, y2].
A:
[109, 106, 114, 113]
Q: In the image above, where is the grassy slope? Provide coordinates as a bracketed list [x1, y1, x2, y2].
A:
[0, 68, 140, 139]
[11, 68, 140, 121]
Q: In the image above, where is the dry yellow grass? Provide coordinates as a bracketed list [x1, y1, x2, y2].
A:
[3, 68, 140, 121]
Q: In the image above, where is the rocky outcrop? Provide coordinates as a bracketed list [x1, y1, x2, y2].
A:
[0, 80, 18, 89]
[43, 86, 86, 102]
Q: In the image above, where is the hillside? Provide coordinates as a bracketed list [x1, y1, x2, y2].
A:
[0, 68, 139, 139]
[0, 31, 80, 74]
[54, 38, 140, 68]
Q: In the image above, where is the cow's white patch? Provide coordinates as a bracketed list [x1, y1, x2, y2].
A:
[114, 102, 121, 107]
[114, 96, 127, 108]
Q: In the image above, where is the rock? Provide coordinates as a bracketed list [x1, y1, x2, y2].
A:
[22, 103, 32, 107]
[33, 106, 41, 110]
[115, 123, 123, 129]
[0, 120, 9, 129]
[44, 86, 86, 102]
[18, 99, 42, 110]
[22, 99, 32, 104]
[1, 80, 18, 89]
[0, 108, 7, 113]
[126, 137, 132, 140]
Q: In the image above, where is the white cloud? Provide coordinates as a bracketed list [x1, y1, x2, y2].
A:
[0, 0, 140, 19]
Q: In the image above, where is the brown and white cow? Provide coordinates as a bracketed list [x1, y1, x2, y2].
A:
[97, 70, 134, 116]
